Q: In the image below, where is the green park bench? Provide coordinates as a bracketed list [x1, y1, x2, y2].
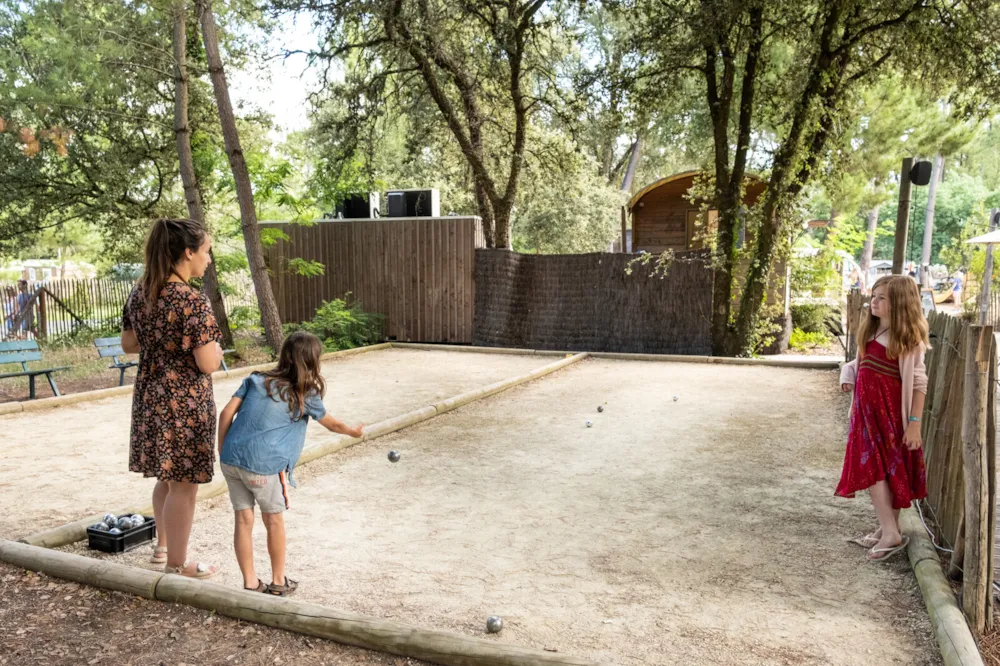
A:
[0, 340, 69, 399]
[94, 337, 139, 387]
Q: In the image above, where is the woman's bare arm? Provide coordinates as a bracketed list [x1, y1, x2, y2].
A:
[121, 329, 140, 354]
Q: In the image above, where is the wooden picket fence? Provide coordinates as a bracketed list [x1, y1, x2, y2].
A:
[2, 278, 258, 341]
[846, 288, 998, 633]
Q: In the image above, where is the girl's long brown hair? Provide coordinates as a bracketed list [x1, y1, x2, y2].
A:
[261, 331, 325, 420]
[139, 218, 207, 313]
[857, 275, 930, 361]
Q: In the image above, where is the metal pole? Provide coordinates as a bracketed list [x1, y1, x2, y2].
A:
[920, 155, 944, 287]
[978, 208, 999, 325]
[892, 157, 914, 275]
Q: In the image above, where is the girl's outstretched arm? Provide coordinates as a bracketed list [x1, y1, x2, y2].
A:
[318, 413, 364, 439]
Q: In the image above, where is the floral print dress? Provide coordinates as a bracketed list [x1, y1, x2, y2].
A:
[835, 339, 927, 509]
[123, 281, 222, 483]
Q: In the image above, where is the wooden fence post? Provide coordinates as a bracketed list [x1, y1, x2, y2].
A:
[961, 324, 993, 633]
[37, 290, 47, 340]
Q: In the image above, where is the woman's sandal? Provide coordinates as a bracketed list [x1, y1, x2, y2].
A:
[244, 578, 268, 593]
[266, 578, 298, 597]
[867, 536, 910, 562]
[165, 561, 219, 579]
[150, 546, 168, 564]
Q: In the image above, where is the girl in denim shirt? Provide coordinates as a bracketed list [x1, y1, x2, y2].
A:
[218, 331, 364, 595]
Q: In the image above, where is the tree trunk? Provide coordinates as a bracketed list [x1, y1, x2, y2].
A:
[473, 178, 495, 248]
[860, 204, 879, 275]
[172, 0, 232, 348]
[732, 197, 781, 356]
[920, 155, 944, 287]
[493, 199, 513, 250]
[197, 0, 283, 353]
[619, 136, 641, 192]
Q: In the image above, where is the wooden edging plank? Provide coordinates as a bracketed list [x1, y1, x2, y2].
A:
[901, 508, 986, 666]
[388, 342, 839, 370]
[0, 540, 597, 666]
[19, 352, 589, 549]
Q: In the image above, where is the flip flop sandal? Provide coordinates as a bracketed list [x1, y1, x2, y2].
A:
[150, 546, 168, 564]
[244, 578, 268, 593]
[165, 561, 218, 579]
[848, 534, 879, 548]
[266, 578, 298, 597]
[867, 536, 910, 562]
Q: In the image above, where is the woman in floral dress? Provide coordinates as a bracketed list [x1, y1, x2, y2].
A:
[122, 218, 225, 578]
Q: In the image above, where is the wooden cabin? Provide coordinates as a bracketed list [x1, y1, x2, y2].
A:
[626, 171, 767, 254]
[625, 171, 790, 352]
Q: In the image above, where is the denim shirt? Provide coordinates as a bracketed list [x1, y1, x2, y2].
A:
[219, 374, 326, 487]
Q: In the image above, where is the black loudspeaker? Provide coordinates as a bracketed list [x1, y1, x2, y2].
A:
[909, 160, 933, 186]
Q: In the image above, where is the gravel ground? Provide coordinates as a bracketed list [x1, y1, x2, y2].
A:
[0, 348, 549, 541]
[65, 358, 941, 665]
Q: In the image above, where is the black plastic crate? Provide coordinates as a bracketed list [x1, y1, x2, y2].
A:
[86, 516, 156, 553]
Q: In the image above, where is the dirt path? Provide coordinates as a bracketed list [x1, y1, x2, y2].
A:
[71, 358, 940, 665]
[0, 349, 547, 540]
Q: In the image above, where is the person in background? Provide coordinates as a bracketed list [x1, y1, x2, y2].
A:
[952, 270, 964, 304]
[15, 280, 34, 339]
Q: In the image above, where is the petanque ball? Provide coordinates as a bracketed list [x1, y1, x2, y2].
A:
[597, 405, 604, 413]
[103, 513, 117, 528]
[117, 517, 133, 530]
[486, 616, 503, 633]
[92, 522, 109, 532]
[586, 420, 593, 428]
[388, 450, 401, 463]
[109, 527, 122, 535]
[130, 515, 145, 527]
[673, 395, 679, 402]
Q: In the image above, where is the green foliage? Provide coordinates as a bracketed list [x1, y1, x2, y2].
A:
[789, 328, 830, 351]
[790, 303, 835, 335]
[290, 295, 384, 351]
[228, 305, 262, 333]
[287, 258, 325, 277]
[259, 228, 290, 247]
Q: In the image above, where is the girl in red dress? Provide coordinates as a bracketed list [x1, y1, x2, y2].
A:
[838, 275, 929, 562]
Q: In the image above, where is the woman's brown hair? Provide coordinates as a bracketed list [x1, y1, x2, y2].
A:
[261, 331, 326, 419]
[856, 275, 930, 361]
[139, 218, 207, 313]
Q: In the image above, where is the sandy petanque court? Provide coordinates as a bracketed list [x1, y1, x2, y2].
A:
[0, 348, 548, 540]
[61, 356, 940, 666]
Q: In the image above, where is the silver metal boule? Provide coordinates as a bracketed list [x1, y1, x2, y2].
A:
[486, 615, 503, 633]
[597, 405, 604, 413]
[388, 450, 401, 463]
[117, 517, 133, 530]
[109, 527, 122, 535]
[92, 523, 109, 532]
[673, 395, 679, 402]
[103, 513, 117, 528]
[586, 420, 593, 428]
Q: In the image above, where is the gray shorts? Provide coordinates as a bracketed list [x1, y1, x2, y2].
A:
[221, 463, 289, 514]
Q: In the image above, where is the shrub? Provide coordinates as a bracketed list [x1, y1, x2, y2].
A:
[790, 302, 842, 335]
[290, 295, 383, 351]
[789, 328, 830, 350]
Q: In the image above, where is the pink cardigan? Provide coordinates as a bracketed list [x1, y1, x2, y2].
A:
[839, 331, 928, 431]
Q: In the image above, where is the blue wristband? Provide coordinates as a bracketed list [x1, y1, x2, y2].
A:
[908, 416, 920, 422]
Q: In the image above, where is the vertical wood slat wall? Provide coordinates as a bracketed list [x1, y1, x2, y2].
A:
[263, 217, 483, 343]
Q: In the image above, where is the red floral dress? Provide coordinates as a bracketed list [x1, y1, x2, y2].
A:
[836, 339, 927, 509]
[123, 281, 222, 483]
